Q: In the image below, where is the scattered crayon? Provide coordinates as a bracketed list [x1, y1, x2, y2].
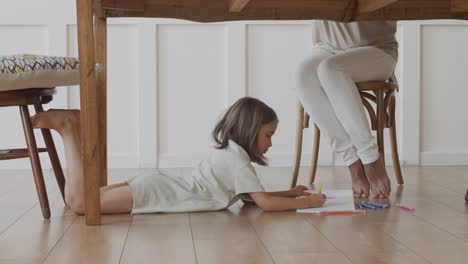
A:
[359, 202, 376, 210]
[362, 201, 389, 208]
[396, 204, 416, 211]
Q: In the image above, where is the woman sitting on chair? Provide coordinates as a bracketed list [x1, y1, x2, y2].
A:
[294, 1, 398, 198]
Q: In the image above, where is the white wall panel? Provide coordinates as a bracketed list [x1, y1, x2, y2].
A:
[421, 24, 468, 164]
[158, 25, 226, 167]
[246, 24, 334, 166]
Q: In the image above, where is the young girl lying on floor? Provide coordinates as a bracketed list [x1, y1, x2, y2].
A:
[32, 97, 326, 215]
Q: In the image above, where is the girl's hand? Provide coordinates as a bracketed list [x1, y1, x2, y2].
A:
[289, 185, 311, 197]
[305, 194, 327, 208]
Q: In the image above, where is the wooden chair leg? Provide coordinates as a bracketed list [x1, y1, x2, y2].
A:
[376, 89, 385, 165]
[291, 104, 305, 188]
[389, 96, 404, 184]
[309, 124, 320, 184]
[34, 104, 67, 203]
[19, 105, 50, 219]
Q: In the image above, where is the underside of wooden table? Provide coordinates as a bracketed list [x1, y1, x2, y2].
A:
[99, 0, 468, 21]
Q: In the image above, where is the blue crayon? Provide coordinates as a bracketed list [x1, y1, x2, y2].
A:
[359, 202, 376, 210]
[357, 203, 364, 210]
[363, 201, 389, 208]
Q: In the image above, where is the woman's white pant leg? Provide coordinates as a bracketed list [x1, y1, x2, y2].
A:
[294, 48, 360, 166]
[316, 47, 397, 165]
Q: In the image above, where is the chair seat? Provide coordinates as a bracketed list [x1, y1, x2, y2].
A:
[0, 88, 56, 107]
[0, 54, 79, 91]
[356, 81, 398, 91]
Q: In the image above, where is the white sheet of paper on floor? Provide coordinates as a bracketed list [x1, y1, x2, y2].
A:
[296, 189, 355, 213]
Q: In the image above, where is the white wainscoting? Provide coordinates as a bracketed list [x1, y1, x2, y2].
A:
[1, 1, 468, 169]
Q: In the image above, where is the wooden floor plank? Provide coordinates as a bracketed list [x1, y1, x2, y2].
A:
[0, 170, 59, 235]
[190, 207, 275, 264]
[0, 190, 74, 264]
[239, 203, 352, 264]
[304, 212, 431, 264]
[42, 214, 132, 264]
[0, 166, 466, 264]
[379, 217, 468, 264]
[120, 213, 196, 264]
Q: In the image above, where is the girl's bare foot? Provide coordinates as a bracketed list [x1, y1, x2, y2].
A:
[363, 156, 391, 198]
[349, 160, 370, 198]
[31, 109, 80, 134]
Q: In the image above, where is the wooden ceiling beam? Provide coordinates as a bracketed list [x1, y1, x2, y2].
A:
[229, 0, 251, 12]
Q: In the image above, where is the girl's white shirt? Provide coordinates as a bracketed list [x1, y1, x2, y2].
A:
[127, 140, 265, 214]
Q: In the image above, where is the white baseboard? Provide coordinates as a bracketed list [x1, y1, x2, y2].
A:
[420, 152, 468, 165]
[334, 152, 403, 166]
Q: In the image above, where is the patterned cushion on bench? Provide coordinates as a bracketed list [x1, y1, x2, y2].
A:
[0, 54, 80, 91]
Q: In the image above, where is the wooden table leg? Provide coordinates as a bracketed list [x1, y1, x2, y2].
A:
[94, 16, 108, 188]
[76, 0, 101, 225]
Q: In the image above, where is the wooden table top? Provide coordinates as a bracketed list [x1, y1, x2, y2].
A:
[97, 0, 468, 22]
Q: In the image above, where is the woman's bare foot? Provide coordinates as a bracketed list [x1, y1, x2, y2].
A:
[349, 160, 370, 198]
[363, 156, 391, 198]
[31, 109, 80, 134]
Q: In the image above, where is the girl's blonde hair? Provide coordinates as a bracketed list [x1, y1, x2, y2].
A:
[212, 97, 277, 165]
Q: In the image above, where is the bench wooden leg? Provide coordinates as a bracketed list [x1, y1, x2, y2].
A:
[20, 105, 50, 219]
[34, 104, 67, 203]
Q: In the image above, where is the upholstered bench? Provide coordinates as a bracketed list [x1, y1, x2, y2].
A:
[0, 54, 79, 218]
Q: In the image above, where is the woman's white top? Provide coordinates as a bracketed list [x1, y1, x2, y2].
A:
[127, 140, 265, 214]
[312, 20, 398, 60]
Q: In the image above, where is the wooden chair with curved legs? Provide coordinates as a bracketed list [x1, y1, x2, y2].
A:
[0, 88, 66, 219]
[291, 76, 403, 188]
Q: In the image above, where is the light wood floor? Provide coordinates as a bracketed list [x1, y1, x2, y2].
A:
[0, 165, 467, 264]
